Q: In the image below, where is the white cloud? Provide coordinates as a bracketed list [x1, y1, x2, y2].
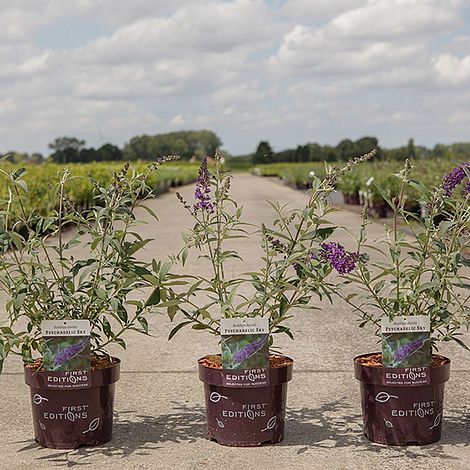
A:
[281, 0, 364, 20]
[271, 25, 424, 74]
[328, 0, 460, 39]
[78, 0, 280, 64]
[434, 54, 470, 85]
[0, 0, 470, 155]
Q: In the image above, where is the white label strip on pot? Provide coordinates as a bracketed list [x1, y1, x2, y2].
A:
[220, 317, 269, 335]
[381, 315, 430, 334]
[41, 320, 91, 337]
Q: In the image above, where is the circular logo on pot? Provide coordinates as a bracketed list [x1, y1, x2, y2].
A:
[375, 392, 398, 403]
[210, 392, 228, 403]
[33, 394, 49, 405]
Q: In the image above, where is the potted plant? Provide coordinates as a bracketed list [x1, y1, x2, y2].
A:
[338, 169, 361, 205]
[331, 160, 470, 445]
[0, 158, 176, 449]
[166, 150, 375, 446]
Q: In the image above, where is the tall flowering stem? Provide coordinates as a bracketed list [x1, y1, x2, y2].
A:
[333, 159, 470, 350]
[169, 149, 375, 342]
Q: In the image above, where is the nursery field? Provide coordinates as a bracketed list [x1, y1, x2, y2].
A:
[0, 160, 199, 216]
[0, 173, 469, 470]
[252, 157, 466, 216]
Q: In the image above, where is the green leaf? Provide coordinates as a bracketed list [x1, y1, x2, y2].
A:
[115, 338, 127, 349]
[452, 336, 470, 352]
[168, 321, 192, 340]
[168, 304, 179, 321]
[138, 317, 149, 334]
[140, 204, 159, 221]
[181, 247, 189, 265]
[8, 231, 24, 251]
[127, 239, 152, 256]
[145, 287, 161, 307]
[117, 306, 128, 322]
[102, 317, 112, 337]
[315, 227, 337, 241]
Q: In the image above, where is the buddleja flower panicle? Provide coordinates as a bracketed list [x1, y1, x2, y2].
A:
[53, 338, 88, 366]
[232, 337, 267, 364]
[393, 337, 427, 363]
[442, 162, 469, 196]
[319, 242, 360, 274]
[193, 157, 214, 213]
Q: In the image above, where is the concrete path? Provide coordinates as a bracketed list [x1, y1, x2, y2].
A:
[1, 174, 469, 470]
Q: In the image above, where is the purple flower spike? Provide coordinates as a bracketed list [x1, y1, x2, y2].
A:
[463, 181, 470, 197]
[393, 337, 426, 363]
[442, 162, 469, 196]
[54, 338, 88, 366]
[232, 337, 267, 364]
[193, 157, 214, 213]
[320, 242, 360, 274]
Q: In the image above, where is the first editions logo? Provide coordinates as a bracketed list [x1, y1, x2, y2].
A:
[223, 368, 269, 388]
[43, 404, 89, 422]
[384, 366, 429, 386]
[45, 370, 90, 389]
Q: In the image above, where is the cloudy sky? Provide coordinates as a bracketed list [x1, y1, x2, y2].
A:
[2, 0, 470, 156]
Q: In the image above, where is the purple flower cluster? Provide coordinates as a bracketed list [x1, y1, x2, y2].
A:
[193, 157, 214, 213]
[463, 180, 470, 197]
[270, 238, 288, 253]
[232, 337, 267, 364]
[319, 242, 360, 274]
[442, 162, 469, 196]
[393, 337, 426, 363]
[54, 339, 88, 366]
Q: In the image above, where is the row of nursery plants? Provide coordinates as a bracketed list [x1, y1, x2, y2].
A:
[253, 157, 467, 217]
[0, 159, 198, 225]
[0, 151, 469, 449]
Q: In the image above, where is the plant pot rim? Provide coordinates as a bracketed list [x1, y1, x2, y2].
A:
[354, 352, 450, 386]
[24, 357, 121, 389]
[198, 354, 294, 387]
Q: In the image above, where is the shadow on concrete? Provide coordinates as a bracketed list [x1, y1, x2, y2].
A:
[14, 401, 470, 466]
[283, 401, 470, 462]
[15, 403, 207, 466]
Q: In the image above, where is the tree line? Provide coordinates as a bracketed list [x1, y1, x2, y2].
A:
[2, 130, 222, 164]
[250, 138, 470, 164]
[3, 130, 470, 164]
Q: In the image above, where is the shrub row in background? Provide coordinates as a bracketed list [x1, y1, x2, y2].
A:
[252, 158, 465, 217]
[0, 161, 198, 221]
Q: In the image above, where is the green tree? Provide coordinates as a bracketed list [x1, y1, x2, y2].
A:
[407, 138, 416, 159]
[123, 130, 222, 161]
[95, 143, 122, 161]
[253, 141, 274, 164]
[49, 137, 86, 163]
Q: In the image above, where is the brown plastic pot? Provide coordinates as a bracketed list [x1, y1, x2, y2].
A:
[368, 201, 388, 218]
[24, 358, 120, 449]
[198, 355, 293, 446]
[354, 353, 450, 445]
[343, 193, 360, 205]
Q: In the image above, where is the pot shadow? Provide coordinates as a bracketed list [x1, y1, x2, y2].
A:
[14, 401, 470, 466]
[282, 401, 470, 461]
[15, 403, 207, 466]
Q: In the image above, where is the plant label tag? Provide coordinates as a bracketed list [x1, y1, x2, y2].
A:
[41, 320, 91, 390]
[381, 315, 431, 386]
[220, 318, 269, 388]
